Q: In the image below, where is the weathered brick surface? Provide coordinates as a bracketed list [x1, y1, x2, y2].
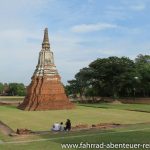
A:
[18, 76, 74, 111]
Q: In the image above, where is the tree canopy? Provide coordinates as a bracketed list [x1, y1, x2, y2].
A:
[0, 82, 26, 96]
[66, 54, 150, 98]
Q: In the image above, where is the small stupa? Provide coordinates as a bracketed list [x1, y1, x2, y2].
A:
[18, 28, 74, 110]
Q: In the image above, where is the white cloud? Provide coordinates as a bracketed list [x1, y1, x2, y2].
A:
[130, 3, 146, 11]
[71, 23, 118, 33]
[0, 28, 41, 85]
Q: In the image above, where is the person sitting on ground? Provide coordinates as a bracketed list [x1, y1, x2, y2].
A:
[59, 122, 64, 131]
[51, 123, 60, 131]
[64, 119, 71, 131]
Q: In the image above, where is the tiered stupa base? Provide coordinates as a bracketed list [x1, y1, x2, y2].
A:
[18, 76, 74, 111]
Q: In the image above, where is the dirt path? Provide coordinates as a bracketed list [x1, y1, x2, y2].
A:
[0, 121, 15, 135]
[0, 101, 21, 106]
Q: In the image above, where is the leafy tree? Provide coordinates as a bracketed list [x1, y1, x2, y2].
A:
[66, 54, 150, 99]
[135, 54, 150, 97]
[67, 68, 94, 98]
[8, 83, 26, 96]
[0, 82, 4, 94]
[75, 67, 93, 98]
[3, 83, 9, 95]
[89, 56, 136, 98]
[67, 80, 80, 98]
[135, 54, 150, 64]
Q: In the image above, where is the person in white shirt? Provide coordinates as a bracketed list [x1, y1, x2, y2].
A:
[59, 122, 64, 131]
[51, 122, 64, 131]
[51, 123, 60, 131]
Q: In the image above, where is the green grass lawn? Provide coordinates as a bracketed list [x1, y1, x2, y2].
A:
[0, 103, 150, 150]
[0, 104, 150, 131]
[0, 123, 150, 150]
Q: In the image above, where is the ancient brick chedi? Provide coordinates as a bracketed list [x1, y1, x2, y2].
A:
[18, 28, 74, 111]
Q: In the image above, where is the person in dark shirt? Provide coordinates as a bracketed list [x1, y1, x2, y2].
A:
[64, 119, 71, 131]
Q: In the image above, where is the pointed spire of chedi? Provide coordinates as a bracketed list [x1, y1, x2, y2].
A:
[42, 28, 50, 49]
[18, 28, 74, 111]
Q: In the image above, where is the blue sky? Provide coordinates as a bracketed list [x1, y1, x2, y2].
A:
[0, 0, 150, 85]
